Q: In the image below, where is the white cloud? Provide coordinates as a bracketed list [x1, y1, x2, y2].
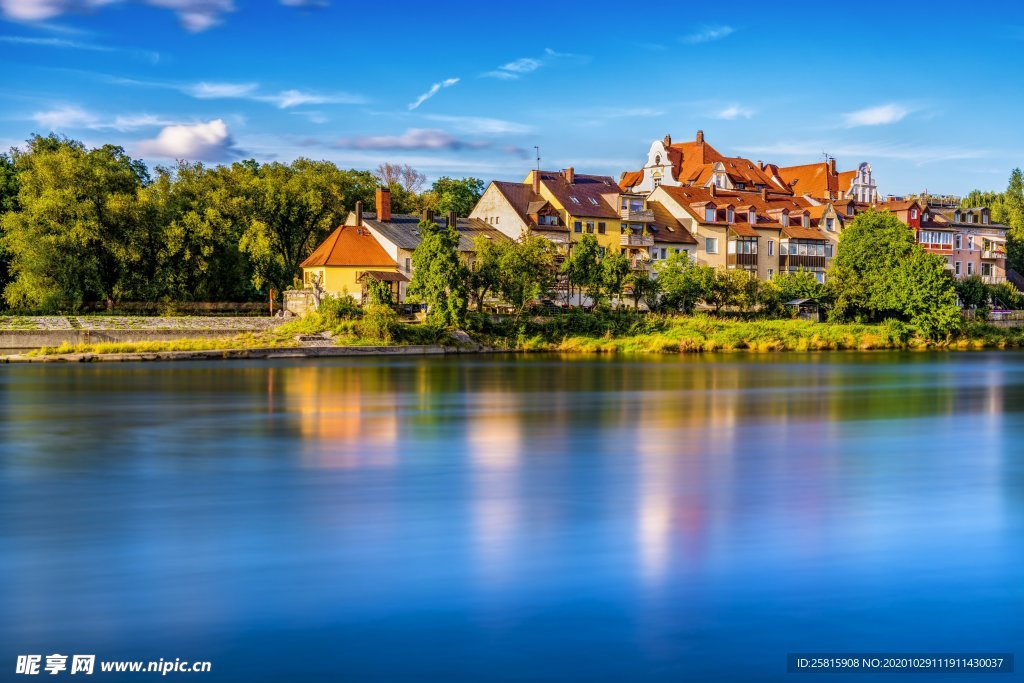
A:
[139, 79, 364, 108]
[843, 103, 911, 127]
[482, 48, 579, 80]
[32, 104, 97, 129]
[186, 81, 258, 99]
[408, 77, 459, 111]
[1, 0, 324, 30]
[681, 25, 735, 44]
[715, 104, 754, 120]
[136, 118, 240, 160]
[335, 128, 489, 152]
[423, 114, 532, 135]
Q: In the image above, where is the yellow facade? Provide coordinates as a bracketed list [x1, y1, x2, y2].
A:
[525, 172, 622, 255]
[301, 265, 366, 300]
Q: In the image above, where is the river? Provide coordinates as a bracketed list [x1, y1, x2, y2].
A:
[1, 353, 1021, 681]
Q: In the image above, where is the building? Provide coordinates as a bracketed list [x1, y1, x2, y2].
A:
[649, 184, 840, 282]
[470, 180, 570, 246]
[299, 223, 406, 304]
[877, 199, 1008, 283]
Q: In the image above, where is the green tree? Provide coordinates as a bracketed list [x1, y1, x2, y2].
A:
[407, 219, 468, 327]
[495, 236, 556, 320]
[0, 152, 19, 302]
[826, 210, 960, 338]
[1, 135, 151, 311]
[954, 275, 988, 309]
[365, 278, 393, 307]
[722, 268, 762, 312]
[764, 270, 825, 315]
[628, 271, 661, 311]
[236, 160, 372, 295]
[599, 252, 631, 307]
[654, 250, 702, 314]
[425, 176, 485, 217]
[561, 234, 601, 305]
[466, 235, 503, 311]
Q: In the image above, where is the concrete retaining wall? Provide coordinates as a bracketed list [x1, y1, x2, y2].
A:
[0, 328, 249, 350]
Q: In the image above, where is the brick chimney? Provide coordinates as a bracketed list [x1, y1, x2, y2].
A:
[532, 170, 540, 195]
[375, 186, 391, 222]
[696, 130, 704, 144]
[354, 200, 363, 226]
[563, 166, 575, 184]
[447, 210, 458, 229]
[828, 158, 837, 175]
[663, 133, 672, 147]
[422, 208, 435, 224]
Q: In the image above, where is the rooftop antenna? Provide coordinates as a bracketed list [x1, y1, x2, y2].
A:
[534, 146, 541, 174]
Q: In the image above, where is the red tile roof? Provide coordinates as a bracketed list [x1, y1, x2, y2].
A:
[658, 185, 829, 236]
[300, 225, 397, 268]
[537, 170, 619, 219]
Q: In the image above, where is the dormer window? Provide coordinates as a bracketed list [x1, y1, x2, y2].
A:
[923, 212, 929, 221]
[736, 182, 746, 190]
[954, 210, 961, 222]
[779, 211, 789, 228]
[802, 214, 810, 228]
[847, 204, 854, 216]
[983, 213, 989, 224]
[714, 174, 725, 189]
[748, 209, 756, 224]
[727, 208, 735, 223]
[910, 208, 919, 219]
[705, 207, 716, 222]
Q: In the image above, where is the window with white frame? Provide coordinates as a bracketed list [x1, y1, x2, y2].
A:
[705, 237, 719, 253]
[749, 209, 756, 224]
[768, 239, 774, 256]
[705, 207, 716, 222]
[955, 261, 962, 275]
[955, 234, 962, 249]
[967, 262, 974, 275]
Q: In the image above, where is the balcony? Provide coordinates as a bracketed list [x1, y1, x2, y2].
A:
[982, 276, 1006, 284]
[781, 254, 827, 269]
[621, 234, 654, 248]
[727, 253, 758, 267]
[620, 208, 655, 222]
[982, 249, 1005, 260]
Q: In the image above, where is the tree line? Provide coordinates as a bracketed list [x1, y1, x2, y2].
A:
[408, 210, 1018, 340]
[0, 135, 483, 312]
[961, 169, 1024, 273]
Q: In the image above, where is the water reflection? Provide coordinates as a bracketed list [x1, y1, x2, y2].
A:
[1, 353, 1022, 681]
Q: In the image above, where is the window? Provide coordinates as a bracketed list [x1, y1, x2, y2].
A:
[955, 234, 962, 249]
[983, 213, 990, 224]
[653, 177, 662, 188]
[727, 208, 735, 223]
[714, 174, 725, 188]
[620, 223, 627, 233]
[779, 212, 789, 228]
[802, 214, 810, 228]
[768, 240, 774, 256]
[660, 248, 667, 259]
[598, 247, 607, 257]
[630, 199, 644, 212]
[749, 209, 756, 224]
[586, 221, 594, 233]
[767, 268, 774, 279]
[826, 217, 835, 232]
[923, 212, 929, 221]
[597, 222, 606, 234]
[705, 237, 719, 254]
[621, 199, 628, 210]
[495, 216, 500, 224]
[705, 207, 716, 222]
[825, 243, 834, 258]
[968, 235, 975, 250]
[982, 263, 993, 277]
[967, 262, 974, 276]
[404, 258, 411, 274]
[303, 271, 310, 285]
[847, 204, 854, 216]
[655, 154, 661, 165]
[736, 182, 746, 190]
[588, 197, 599, 206]
[910, 208, 919, 219]
[574, 221, 582, 233]
[570, 196, 580, 205]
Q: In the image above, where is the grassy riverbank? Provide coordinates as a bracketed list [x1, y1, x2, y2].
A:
[11, 311, 1024, 357]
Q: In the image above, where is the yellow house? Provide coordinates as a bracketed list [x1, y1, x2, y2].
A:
[525, 168, 622, 255]
[300, 225, 408, 303]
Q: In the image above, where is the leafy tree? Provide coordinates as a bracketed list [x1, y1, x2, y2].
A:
[365, 278, 393, 307]
[425, 176, 484, 217]
[988, 281, 1024, 310]
[826, 210, 960, 339]
[0, 152, 19, 302]
[599, 252, 631, 307]
[407, 219, 468, 327]
[628, 271, 661, 311]
[561, 234, 601, 305]
[236, 159, 372, 295]
[954, 275, 988, 309]
[654, 251, 701, 313]
[694, 266, 731, 313]
[722, 268, 761, 312]
[764, 270, 825, 315]
[495, 236, 556, 320]
[466, 235, 503, 311]
[1, 135, 151, 311]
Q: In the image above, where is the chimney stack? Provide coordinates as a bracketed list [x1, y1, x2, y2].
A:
[563, 166, 575, 184]
[447, 210, 458, 229]
[532, 170, 540, 195]
[709, 184, 717, 197]
[422, 208, 435, 224]
[761, 188, 768, 200]
[354, 200, 363, 226]
[828, 158, 837, 175]
[375, 186, 391, 222]
[663, 133, 672, 147]
[696, 130, 704, 144]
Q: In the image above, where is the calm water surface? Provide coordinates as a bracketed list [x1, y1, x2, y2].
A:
[1, 353, 1022, 681]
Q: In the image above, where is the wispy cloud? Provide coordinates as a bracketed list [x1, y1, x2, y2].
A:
[1, 0, 327, 32]
[31, 104, 180, 132]
[482, 48, 580, 79]
[117, 77, 366, 108]
[715, 104, 754, 120]
[423, 114, 532, 135]
[407, 77, 459, 111]
[681, 24, 735, 44]
[335, 128, 490, 152]
[0, 33, 160, 61]
[843, 103, 911, 127]
[136, 118, 242, 161]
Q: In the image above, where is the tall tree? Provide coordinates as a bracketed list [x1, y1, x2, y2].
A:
[654, 250, 702, 313]
[0, 152, 19, 301]
[495, 236, 556, 320]
[1, 135, 151, 311]
[560, 234, 601, 305]
[236, 159, 374, 294]
[599, 252, 631, 307]
[424, 176, 484, 217]
[466, 235, 503, 311]
[407, 219, 468, 327]
[375, 163, 426, 194]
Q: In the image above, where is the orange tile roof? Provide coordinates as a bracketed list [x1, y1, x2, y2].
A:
[837, 170, 856, 192]
[658, 185, 826, 234]
[537, 170, 619, 219]
[619, 170, 644, 190]
[776, 162, 840, 198]
[300, 225, 397, 268]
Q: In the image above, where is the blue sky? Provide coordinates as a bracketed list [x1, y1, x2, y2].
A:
[2, 0, 1022, 196]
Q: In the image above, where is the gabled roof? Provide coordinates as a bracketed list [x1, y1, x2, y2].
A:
[300, 225, 396, 268]
[646, 200, 698, 244]
[362, 213, 511, 252]
[536, 171, 619, 218]
[489, 180, 566, 233]
[657, 185, 827, 235]
[776, 162, 839, 198]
